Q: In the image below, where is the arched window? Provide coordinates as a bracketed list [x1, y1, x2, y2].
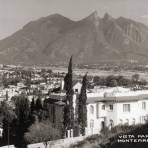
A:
[102, 105, 105, 110]
[110, 119, 114, 127]
[109, 119, 114, 130]
[90, 105, 94, 114]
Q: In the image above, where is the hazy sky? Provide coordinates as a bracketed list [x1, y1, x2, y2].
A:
[0, 0, 148, 39]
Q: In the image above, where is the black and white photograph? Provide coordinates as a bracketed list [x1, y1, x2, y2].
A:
[0, 0, 148, 148]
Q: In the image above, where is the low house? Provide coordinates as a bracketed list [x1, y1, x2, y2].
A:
[72, 81, 82, 94]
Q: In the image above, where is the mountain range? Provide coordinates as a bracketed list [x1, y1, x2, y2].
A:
[1, 11, 148, 65]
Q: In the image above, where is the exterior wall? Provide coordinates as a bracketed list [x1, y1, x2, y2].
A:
[0, 128, 3, 137]
[73, 83, 82, 94]
[103, 103, 118, 127]
[54, 104, 64, 133]
[27, 136, 85, 148]
[0, 145, 15, 148]
[86, 103, 101, 135]
[97, 102, 118, 125]
[116, 100, 148, 125]
[73, 94, 77, 119]
[86, 102, 118, 135]
[48, 87, 148, 137]
[46, 102, 56, 124]
[86, 99, 148, 136]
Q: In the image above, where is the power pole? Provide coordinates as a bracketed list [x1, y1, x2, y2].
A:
[8, 123, 10, 148]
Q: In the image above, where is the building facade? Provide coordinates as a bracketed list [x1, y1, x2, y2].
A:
[48, 82, 148, 137]
[86, 87, 148, 135]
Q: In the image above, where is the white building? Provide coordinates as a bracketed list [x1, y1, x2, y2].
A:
[49, 80, 148, 137]
[0, 127, 3, 137]
[85, 87, 148, 135]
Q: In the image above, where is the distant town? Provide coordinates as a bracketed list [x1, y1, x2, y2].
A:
[0, 59, 148, 148]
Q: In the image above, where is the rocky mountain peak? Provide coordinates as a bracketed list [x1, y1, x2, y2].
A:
[103, 12, 113, 21]
[84, 11, 99, 22]
[0, 12, 148, 65]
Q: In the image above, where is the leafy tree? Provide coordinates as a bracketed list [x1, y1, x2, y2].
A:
[110, 79, 118, 87]
[2, 73, 8, 87]
[106, 75, 116, 87]
[93, 76, 100, 85]
[0, 101, 8, 117]
[78, 73, 87, 135]
[132, 73, 139, 82]
[139, 79, 147, 87]
[24, 120, 60, 148]
[63, 56, 74, 135]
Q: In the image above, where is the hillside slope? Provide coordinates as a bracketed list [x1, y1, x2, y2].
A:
[0, 12, 148, 64]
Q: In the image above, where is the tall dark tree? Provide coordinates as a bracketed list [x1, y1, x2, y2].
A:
[30, 98, 35, 113]
[14, 96, 31, 147]
[35, 97, 45, 121]
[2, 102, 16, 146]
[78, 73, 87, 135]
[30, 98, 36, 123]
[25, 71, 32, 95]
[5, 91, 8, 101]
[63, 56, 74, 135]
[35, 97, 43, 111]
[41, 99, 49, 120]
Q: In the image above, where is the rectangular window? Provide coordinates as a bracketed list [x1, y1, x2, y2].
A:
[109, 105, 113, 111]
[90, 120, 94, 128]
[102, 105, 105, 110]
[142, 102, 146, 110]
[140, 116, 146, 124]
[75, 89, 78, 93]
[123, 104, 130, 112]
[96, 103, 99, 118]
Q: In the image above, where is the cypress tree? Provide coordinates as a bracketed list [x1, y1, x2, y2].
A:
[30, 98, 36, 123]
[63, 56, 74, 134]
[41, 99, 49, 120]
[35, 97, 43, 111]
[78, 73, 88, 135]
[2, 107, 16, 145]
[35, 97, 44, 121]
[15, 96, 31, 147]
[30, 98, 35, 113]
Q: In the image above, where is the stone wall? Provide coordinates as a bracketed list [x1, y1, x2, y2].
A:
[27, 136, 85, 148]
